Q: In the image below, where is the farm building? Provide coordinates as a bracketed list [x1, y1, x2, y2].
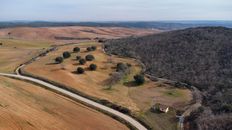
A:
[152, 103, 169, 113]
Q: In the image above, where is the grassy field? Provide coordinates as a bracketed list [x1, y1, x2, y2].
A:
[24, 42, 192, 130]
[0, 38, 51, 73]
[0, 76, 129, 130]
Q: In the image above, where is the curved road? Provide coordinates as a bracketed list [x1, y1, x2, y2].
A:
[0, 65, 147, 130]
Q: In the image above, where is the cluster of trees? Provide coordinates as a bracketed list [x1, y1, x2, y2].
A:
[105, 62, 144, 89]
[75, 46, 97, 74]
[85, 54, 95, 61]
[79, 59, 86, 65]
[104, 27, 232, 130]
[54, 46, 98, 74]
[87, 46, 97, 52]
[134, 74, 145, 85]
[54, 51, 72, 64]
[187, 107, 232, 130]
[55, 57, 63, 64]
[104, 62, 131, 89]
[76, 64, 97, 74]
[63, 51, 71, 58]
[116, 62, 129, 73]
[73, 47, 80, 53]
[89, 64, 97, 71]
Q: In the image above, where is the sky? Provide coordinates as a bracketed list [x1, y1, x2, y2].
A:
[0, 0, 232, 21]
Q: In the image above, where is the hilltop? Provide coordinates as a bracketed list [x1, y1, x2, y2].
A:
[104, 27, 232, 130]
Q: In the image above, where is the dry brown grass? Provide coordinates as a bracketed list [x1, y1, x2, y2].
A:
[0, 38, 50, 73]
[0, 26, 159, 43]
[0, 76, 129, 130]
[24, 42, 193, 130]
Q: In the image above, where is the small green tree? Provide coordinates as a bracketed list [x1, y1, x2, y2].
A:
[76, 56, 81, 60]
[116, 63, 127, 72]
[8, 32, 11, 39]
[89, 64, 97, 71]
[126, 63, 132, 67]
[91, 46, 97, 51]
[79, 59, 86, 65]
[73, 47, 80, 53]
[134, 74, 145, 85]
[85, 54, 95, 61]
[87, 47, 92, 51]
[77, 67, 85, 74]
[55, 57, 63, 64]
[63, 51, 71, 58]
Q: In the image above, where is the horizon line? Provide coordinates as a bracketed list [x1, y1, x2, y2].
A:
[1, 20, 232, 23]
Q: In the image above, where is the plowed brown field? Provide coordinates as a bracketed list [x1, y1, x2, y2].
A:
[0, 76, 129, 130]
[0, 26, 159, 43]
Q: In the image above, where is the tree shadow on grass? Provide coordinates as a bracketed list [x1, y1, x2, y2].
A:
[46, 62, 59, 65]
[111, 66, 116, 69]
[72, 63, 81, 66]
[71, 59, 78, 61]
[123, 81, 139, 87]
[71, 71, 78, 74]
[150, 108, 163, 114]
[51, 68, 64, 72]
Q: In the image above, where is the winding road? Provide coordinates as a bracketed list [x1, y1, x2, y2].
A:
[0, 64, 147, 130]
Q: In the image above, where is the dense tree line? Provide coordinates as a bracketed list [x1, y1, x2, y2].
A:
[104, 27, 232, 130]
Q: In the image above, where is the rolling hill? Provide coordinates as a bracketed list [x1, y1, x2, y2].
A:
[104, 27, 232, 130]
[1, 21, 232, 30]
[0, 26, 158, 43]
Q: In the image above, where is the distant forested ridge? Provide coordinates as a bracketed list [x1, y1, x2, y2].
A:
[104, 27, 232, 130]
[0, 21, 232, 30]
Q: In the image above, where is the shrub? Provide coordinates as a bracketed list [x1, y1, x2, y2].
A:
[89, 64, 97, 71]
[77, 67, 85, 74]
[76, 56, 81, 60]
[73, 47, 80, 53]
[116, 63, 127, 72]
[91, 46, 97, 51]
[79, 59, 86, 65]
[134, 74, 145, 85]
[85, 54, 95, 61]
[104, 72, 123, 89]
[55, 57, 63, 64]
[126, 63, 132, 67]
[98, 39, 105, 43]
[63, 51, 71, 58]
[87, 47, 92, 51]
[221, 104, 232, 112]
